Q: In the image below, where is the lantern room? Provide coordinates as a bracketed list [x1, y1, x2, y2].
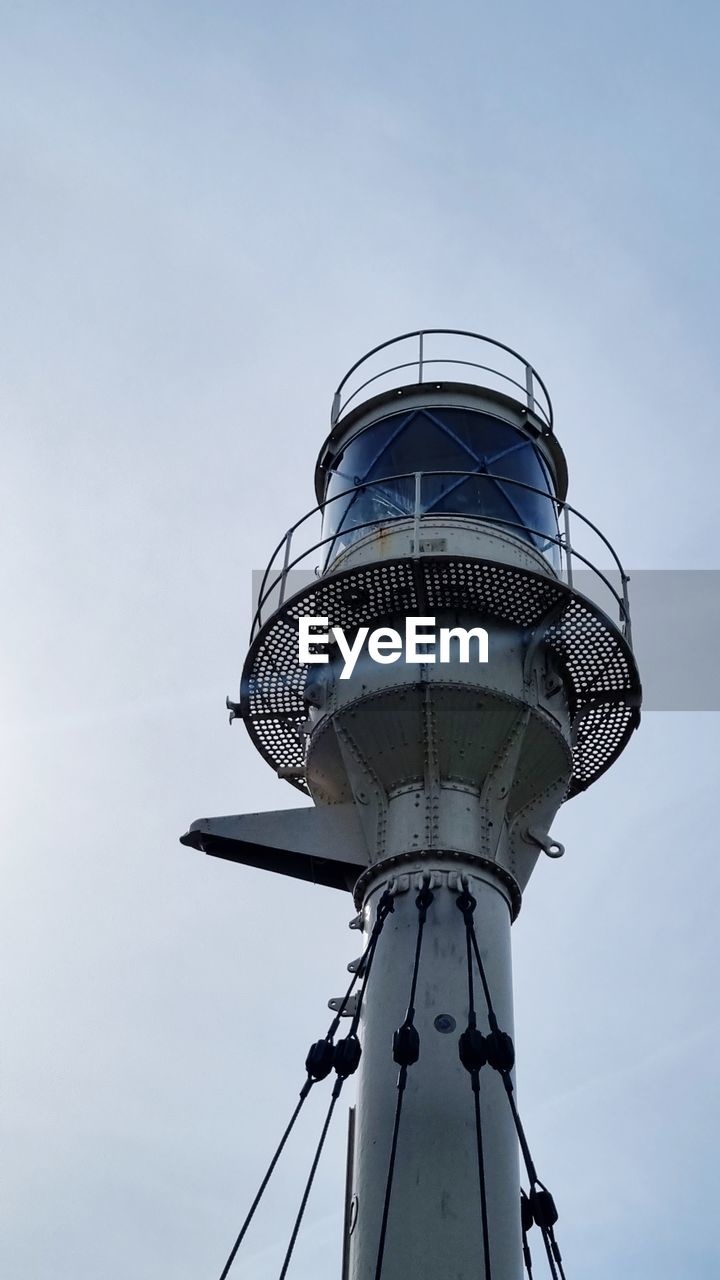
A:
[314, 331, 568, 571]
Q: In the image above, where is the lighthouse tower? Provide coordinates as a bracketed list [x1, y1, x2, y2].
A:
[182, 330, 641, 1279]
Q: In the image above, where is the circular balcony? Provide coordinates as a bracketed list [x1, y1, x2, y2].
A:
[238, 471, 641, 801]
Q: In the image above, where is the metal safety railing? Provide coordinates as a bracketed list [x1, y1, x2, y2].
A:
[250, 471, 632, 646]
[331, 331, 554, 434]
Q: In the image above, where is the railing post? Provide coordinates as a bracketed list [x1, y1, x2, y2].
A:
[525, 363, 535, 414]
[413, 472, 422, 553]
[418, 332, 424, 384]
[331, 390, 341, 425]
[563, 504, 574, 589]
[278, 529, 293, 607]
[621, 572, 632, 646]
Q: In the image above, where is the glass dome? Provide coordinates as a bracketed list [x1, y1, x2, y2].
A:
[321, 405, 560, 567]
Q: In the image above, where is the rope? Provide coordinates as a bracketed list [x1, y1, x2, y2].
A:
[216, 967, 359, 1280]
[374, 881, 433, 1280]
[217, 873, 572, 1280]
[278, 1080, 342, 1280]
[521, 1190, 534, 1278]
[535, 1204, 565, 1280]
[275, 887, 395, 1280]
[539, 1226, 561, 1280]
[458, 884, 568, 1280]
[347, 889, 395, 1038]
[456, 891, 493, 1280]
[216, 888, 394, 1280]
[217, 1087, 310, 1280]
[548, 1229, 566, 1280]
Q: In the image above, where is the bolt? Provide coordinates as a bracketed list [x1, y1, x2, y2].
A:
[434, 1014, 456, 1034]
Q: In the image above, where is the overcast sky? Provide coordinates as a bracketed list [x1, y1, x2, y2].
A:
[2, 2, 719, 1277]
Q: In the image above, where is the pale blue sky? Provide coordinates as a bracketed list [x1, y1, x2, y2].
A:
[1, 3, 719, 1277]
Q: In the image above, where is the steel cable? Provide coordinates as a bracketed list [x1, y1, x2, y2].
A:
[521, 1191, 535, 1279]
[278, 1081, 343, 1280]
[216, 889, 395, 1280]
[460, 887, 567, 1280]
[374, 881, 434, 1280]
[457, 892, 493, 1280]
[218, 1086, 309, 1280]
[216, 967, 359, 1280]
[274, 888, 395, 1280]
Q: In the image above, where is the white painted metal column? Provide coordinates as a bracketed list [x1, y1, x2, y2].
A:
[347, 860, 522, 1280]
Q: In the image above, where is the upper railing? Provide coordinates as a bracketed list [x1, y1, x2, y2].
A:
[331, 330, 554, 434]
[249, 471, 632, 647]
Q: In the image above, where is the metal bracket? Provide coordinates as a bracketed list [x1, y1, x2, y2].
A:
[226, 695, 243, 724]
[180, 803, 369, 893]
[525, 826, 565, 858]
[328, 993, 360, 1018]
[522, 598, 567, 689]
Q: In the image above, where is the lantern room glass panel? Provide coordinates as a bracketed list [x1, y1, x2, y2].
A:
[322, 407, 560, 566]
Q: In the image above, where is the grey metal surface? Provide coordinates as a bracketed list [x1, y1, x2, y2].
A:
[240, 555, 640, 801]
[346, 865, 522, 1280]
[179, 804, 368, 891]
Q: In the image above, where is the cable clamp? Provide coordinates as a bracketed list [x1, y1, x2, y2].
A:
[305, 1039, 335, 1082]
[529, 1185, 559, 1229]
[333, 1033, 362, 1078]
[393, 1022, 420, 1067]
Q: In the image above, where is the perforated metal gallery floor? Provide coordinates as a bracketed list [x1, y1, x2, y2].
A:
[240, 557, 641, 800]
